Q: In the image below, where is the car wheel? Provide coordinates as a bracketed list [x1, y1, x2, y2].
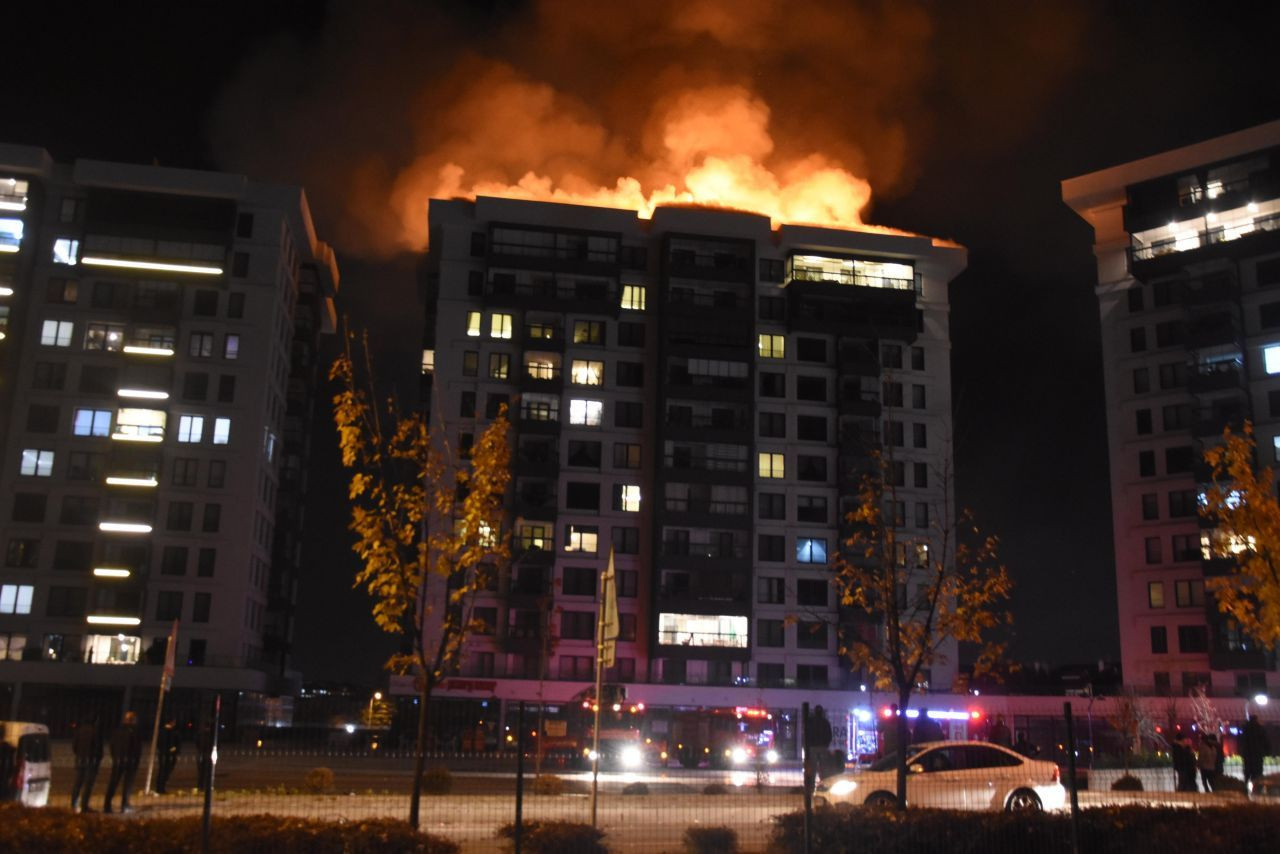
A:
[1006, 789, 1042, 812]
[864, 791, 897, 809]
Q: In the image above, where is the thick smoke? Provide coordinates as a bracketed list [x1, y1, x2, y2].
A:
[209, 0, 1086, 257]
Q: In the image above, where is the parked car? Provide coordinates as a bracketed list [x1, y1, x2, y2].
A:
[825, 740, 1066, 812]
[0, 721, 51, 807]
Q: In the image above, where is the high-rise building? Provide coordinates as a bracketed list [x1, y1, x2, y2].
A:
[420, 196, 966, 716]
[0, 145, 338, 724]
[1064, 121, 1280, 697]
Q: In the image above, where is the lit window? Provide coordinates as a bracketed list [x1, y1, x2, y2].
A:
[466, 311, 482, 337]
[564, 524, 599, 553]
[490, 313, 513, 339]
[20, 449, 54, 477]
[41, 319, 73, 347]
[525, 356, 557, 380]
[0, 584, 34, 615]
[113, 408, 166, 441]
[657, 612, 748, 648]
[571, 360, 603, 386]
[224, 334, 240, 359]
[0, 218, 22, 250]
[177, 415, 205, 443]
[84, 633, 141, 664]
[1148, 581, 1165, 609]
[52, 238, 79, 265]
[212, 417, 231, 445]
[569, 399, 603, 426]
[758, 452, 785, 478]
[73, 408, 112, 437]
[421, 349, 435, 374]
[621, 285, 646, 311]
[0, 180, 28, 212]
[758, 334, 785, 359]
[84, 322, 126, 351]
[1274, 435, 1280, 463]
[796, 537, 828, 564]
[616, 484, 641, 513]
[1265, 344, 1280, 375]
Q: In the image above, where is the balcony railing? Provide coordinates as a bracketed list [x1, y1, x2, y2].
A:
[1131, 210, 1280, 262]
[661, 541, 748, 559]
[662, 498, 748, 515]
[664, 454, 749, 473]
[789, 266, 913, 291]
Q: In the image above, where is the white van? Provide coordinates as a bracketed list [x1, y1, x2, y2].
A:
[0, 722, 51, 807]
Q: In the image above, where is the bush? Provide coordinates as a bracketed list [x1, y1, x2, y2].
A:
[621, 781, 650, 795]
[0, 804, 459, 853]
[302, 766, 335, 793]
[497, 820, 608, 853]
[1111, 774, 1144, 791]
[420, 764, 453, 794]
[684, 825, 738, 853]
[530, 774, 567, 795]
[702, 782, 728, 795]
[766, 804, 1280, 854]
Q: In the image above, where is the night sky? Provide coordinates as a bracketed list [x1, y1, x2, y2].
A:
[5, 1, 1280, 686]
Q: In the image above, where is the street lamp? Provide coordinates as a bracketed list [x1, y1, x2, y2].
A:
[368, 690, 383, 726]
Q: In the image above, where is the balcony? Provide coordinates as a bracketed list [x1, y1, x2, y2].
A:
[787, 280, 916, 339]
[666, 247, 752, 283]
[664, 288, 750, 317]
[1187, 361, 1243, 394]
[839, 386, 881, 417]
[487, 227, 620, 276]
[661, 497, 749, 522]
[512, 539, 555, 566]
[663, 453, 749, 476]
[1185, 314, 1241, 350]
[519, 363, 563, 393]
[838, 344, 880, 376]
[515, 488, 558, 521]
[1129, 209, 1280, 280]
[486, 275, 616, 314]
[515, 447, 559, 478]
[522, 324, 565, 351]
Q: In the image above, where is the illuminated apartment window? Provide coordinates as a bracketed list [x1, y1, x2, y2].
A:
[84, 322, 125, 351]
[223, 334, 240, 359]
[113, 408, 166, 441]
[20, 449, 54, 477]
[570, 360, 603, 386]
[0, 218, 23, 251]
[72, 408, 112, 437]
[0, 584, 34, 615]
[525, 356, 557, 380]
[421, 349, 435, 374]
[758, 452, 785, 478]
[796, 537, 827, 564]
[621, 285, 646, 311]
[657, 612, 748, 648]
[41, 319, 73, 347]
[1148, 582, 1165, 608]
[466, 311, 482, 337]
[177, 415, 205, 443]
[52, 238, 79, 265]
[212, 417, 231, 445]
[490, 313, 513, 339]
[758, 334, 785, 359]
[488, 353, 510, 379]
[615, 484, 641, 513]
[84, 633, 140, 665]
[189, 333, 214, 358]
[569, 399, 603, 426]
[1265, 344, 1280, 375]
[0, 179, 28, 212]
[563, 524, 599, 553]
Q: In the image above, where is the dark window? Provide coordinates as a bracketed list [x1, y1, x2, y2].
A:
[1130, 327, 1146, 352]
[160, 546, 188, 576]
[618, 321, 645, 347]
[758, 493, 785, 520]
[5, 538, 39, 568]
[1136, 408, 1152, 435]
[202, 503, 221, 533]
[207, 460, 226, 488]
[620, 245, 647, 269]
[32, 362, 67, 390]
[1177, 625, 1208, 653]
[1128, 287, 1144, 312]
[1142, 493, 1159, 520]
[796, 337, 826, 362]
[197, 548, 216, 577]
[58, 495, 97, 525]
[462, 351, 478, 377]
[485, 393, 508, 419]
[887, 460, 905, 487]
[616, 361, 644, 386]
[232, 252, 249, 277]
[885, 421, 905, 447]
[46, 277, 78, 303]
[156, 591, 183, 621]
[796, 376, 826, 401]
[618, 570, 637, 598]
[612, 526, 640, 554]
[26, 404, 59, 433]
[66, 452, 101, 481]
[796, 621, 827, 649]
[227, 292, 245, 318]
[563, 566, 596, 596]
[758, 296, 786, 321]
[565, 482, 600, 511]
[171, 458, 198, 487]
[758, 577, 785, 604]
[911, 346, 925, 371]
[759, 411, 785, 437]
[236, 212, 254, 238]
[458, 391, 475, 418]
[1133, 367, 1150, 394]
[915, 502, 930, 528]
[45, 586, 86, 618]
[193, 592, 211, 623]
[567, 440, 602, 468]
[217, 375, 236, 403]
[1145, 536, 1162, 564]
[615, 401, 642, 428]
[797, 579, 828, 606]
[757, 619, 785, 647]
[797, 415, 827, 441]
[759, 372, 785, 397]
[613, 443, 641, 469]
[1168, 489, 1196, 518]
[1154, 320, 1185, 347]
[797, 455, 827, 481]
[882, 344, 903, 369]
[883, 381, 904, 407]
[759, 258, 785, 282]
[758, 534, 785, 562]
[560, 611, 595, 640]
[1165, 446, 1193, 474]
[1162, 403, 1191, 431]
[1158, 362, 1187, 389]
[1139, 450, 1156, 477]
[913, 462, 928, 488]
[797, 495, 827, 523]
[182, 372, 209, 401]
[193, 290, 218, 316]
[167, 501, 193, 531]
[77, 365, 117, 395]
[1261, 302, 1280, 329]
[912, 384, 926, 409]
[187, 639, 207, 666]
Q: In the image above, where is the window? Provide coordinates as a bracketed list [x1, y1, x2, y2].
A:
[759, 411, 785, 438]
[797, 455, 827, 481]
[569, 399, 603, 426]
[797, 621, 827, 649]
[797, 579, 828, 606]
[913, 462, 929, 488]
[228, 292, 245, 318]
[5, 539, 39, 568]
[612, 526, 640, 554]
[167, 502, 194, 531]
[915, 502, 930, 528]
[616, 361, 644, 386]
[911, 346, 925, 370]
[1144, 536, 1162, 564]
[565, 482, 600, 511]
[615, 401, 642, 427]
[621, 284, 646, 310]
[1130, 327, 1147, 352]
[208, 460, 225, 488]
[0, 585, 34, 615]
[66, 452, 100, 481]
[1150, 626, 1168, 654]
[618, 321, 644, 347]
[796, 537, 827, 564]
[758, 533, 785, 562]
[912, 384, 927, 409]
[797, 415, 827, 441]
[520, 394, 557, 421]
[570, 359, 603, 385]
[489, 352, 511, 380]
[1141, 493, 1159, 520]
[1175, 579, 1204, 608]
[47, 277, 78, 303]
[197, 548, 216, 577]
[52, 238, 78, 265]
[32, 362, 67, 390]
[564, 524, 598, 553]
[759, 295, 786, 320]
[462, 351, 478, 376]
[484, 392, 508, 419]
[84, 322, 125, 351]
[796, 376, 826, 401]
[1165, 446, 1192, 474]
[1138, 450, 1155, 477]
[884, 420, 905, 447]
[912, 423, 928, 448]
[189, 333, 214, 358]
[758, 492, 785, 520]
[183, 372, 209, 401]
[1158, 362, 1186, 390]
[1267, 344, 1280, 375]
[560, 611, 595, 640]
[217, 374, 236, 403]
[757, 619, 785, 647]
[1148, 581, 1165, 608]
[610, 442, 640, 469]
[72, 408, 112, 437]
[1133, 367, 1150, 394]
[41, 319, 73, 347]
[212, 418, 231, 445]
[883, 381, 904, 407]
[1168, 489, 1196, 518]
[1128, 287, 1145, 312]
[161, 546, 188, 576]
[459, 391, 476, 418]
[177, 415, 204, 443]
[193, 592, 211, 623]
[881, 343, 903, 369]
[796, 337, 826, 362]
[758, 334, 785, 358]
[1177, 625, 1208, 653]
[223, 334, 240, 359]
[563, 566, 596, 596]
[573, 320, 604, 344]
[19, 449, 54, 477]
[797, 495, 827, 523]
[156, 591, 183, 621]
[758, 452, 784, 478]
[202, 503, 221, 533]
[566, 440, 601, 468]
[614, 484, 641, 512]
[465, 311, 482, 337]
[1136, 409, 1152, 434]
[193, 290, 218, 316]
[1162, 403, 1190, 431]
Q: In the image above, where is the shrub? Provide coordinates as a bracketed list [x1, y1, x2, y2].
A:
[1111, 774, 1143, 791]
[497, 820, 608, 853]
[302, 766, 335, 793]
[702, 782, 728, 795]
[421, 764, 453, 794]
[684, 825, 738, 853]
[0, 804, 459, 853]
[621, 781, 650, 795]
[530, 774, 566, 795]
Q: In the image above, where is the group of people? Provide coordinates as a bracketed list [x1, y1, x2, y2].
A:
[1172, 714, 1271, 795]
[69, 713, 197, 813]
[985, 714, 1039, 757]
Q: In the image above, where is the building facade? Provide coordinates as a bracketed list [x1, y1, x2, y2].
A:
[1064, 121, 1280, 696]
[0, 145, 337, 724]
[420, 196, 966, 713]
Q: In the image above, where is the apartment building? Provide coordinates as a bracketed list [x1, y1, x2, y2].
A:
[1064, 120, 1280, 696]
[420, 196, 966, 713]
[0, 145, 337, 723]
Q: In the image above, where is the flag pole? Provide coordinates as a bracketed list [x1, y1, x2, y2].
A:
[144, 620, 178, 795]
[589, 548, 618, 827]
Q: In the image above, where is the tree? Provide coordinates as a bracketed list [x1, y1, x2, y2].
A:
[331, 331, 511, 828]
[1107, 689, 1162, 774]
[833, 451, 1012, 809]
[1199, 422, 1280, 648]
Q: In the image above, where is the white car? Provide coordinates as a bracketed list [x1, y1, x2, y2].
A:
[825, 741, 1066, 812]
[0, 721, 51, 807]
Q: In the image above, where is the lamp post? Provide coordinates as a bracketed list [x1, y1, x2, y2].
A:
[368, 690, 383, 726]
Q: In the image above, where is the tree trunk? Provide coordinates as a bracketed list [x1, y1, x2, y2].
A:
[896, 690, 911, 810]
[408, 675, 434, 828]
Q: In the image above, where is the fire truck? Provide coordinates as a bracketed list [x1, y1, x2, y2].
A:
[534, 684, 660, 769]
[664, 706, 779, 769]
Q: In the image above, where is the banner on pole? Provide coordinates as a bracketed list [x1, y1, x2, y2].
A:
[598, 548, 618, 669]
[162, 619, 178, 689]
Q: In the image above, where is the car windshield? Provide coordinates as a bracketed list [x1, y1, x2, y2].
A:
[868, 746, 925, 772]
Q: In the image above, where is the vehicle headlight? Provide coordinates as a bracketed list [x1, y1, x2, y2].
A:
[587, 750, 599, 762]
[621, 746, 643, 768]
[829, 779, 857, 797]
[765, 749, 779, 764]
[731, 746, 749, 765]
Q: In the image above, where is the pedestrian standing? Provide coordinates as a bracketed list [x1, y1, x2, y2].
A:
[1242, 714, 1271, 796]
[988, 715, 1012, 748]
[155, 719, 180, 794]
[103, 711, 142, 813]
[804, 705, 834, 792]
[70, 716, 103, 812]
[1172, 735, 1198, 792]
[1197, 733, 1219, 793]
[912, 708, 945, 744]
